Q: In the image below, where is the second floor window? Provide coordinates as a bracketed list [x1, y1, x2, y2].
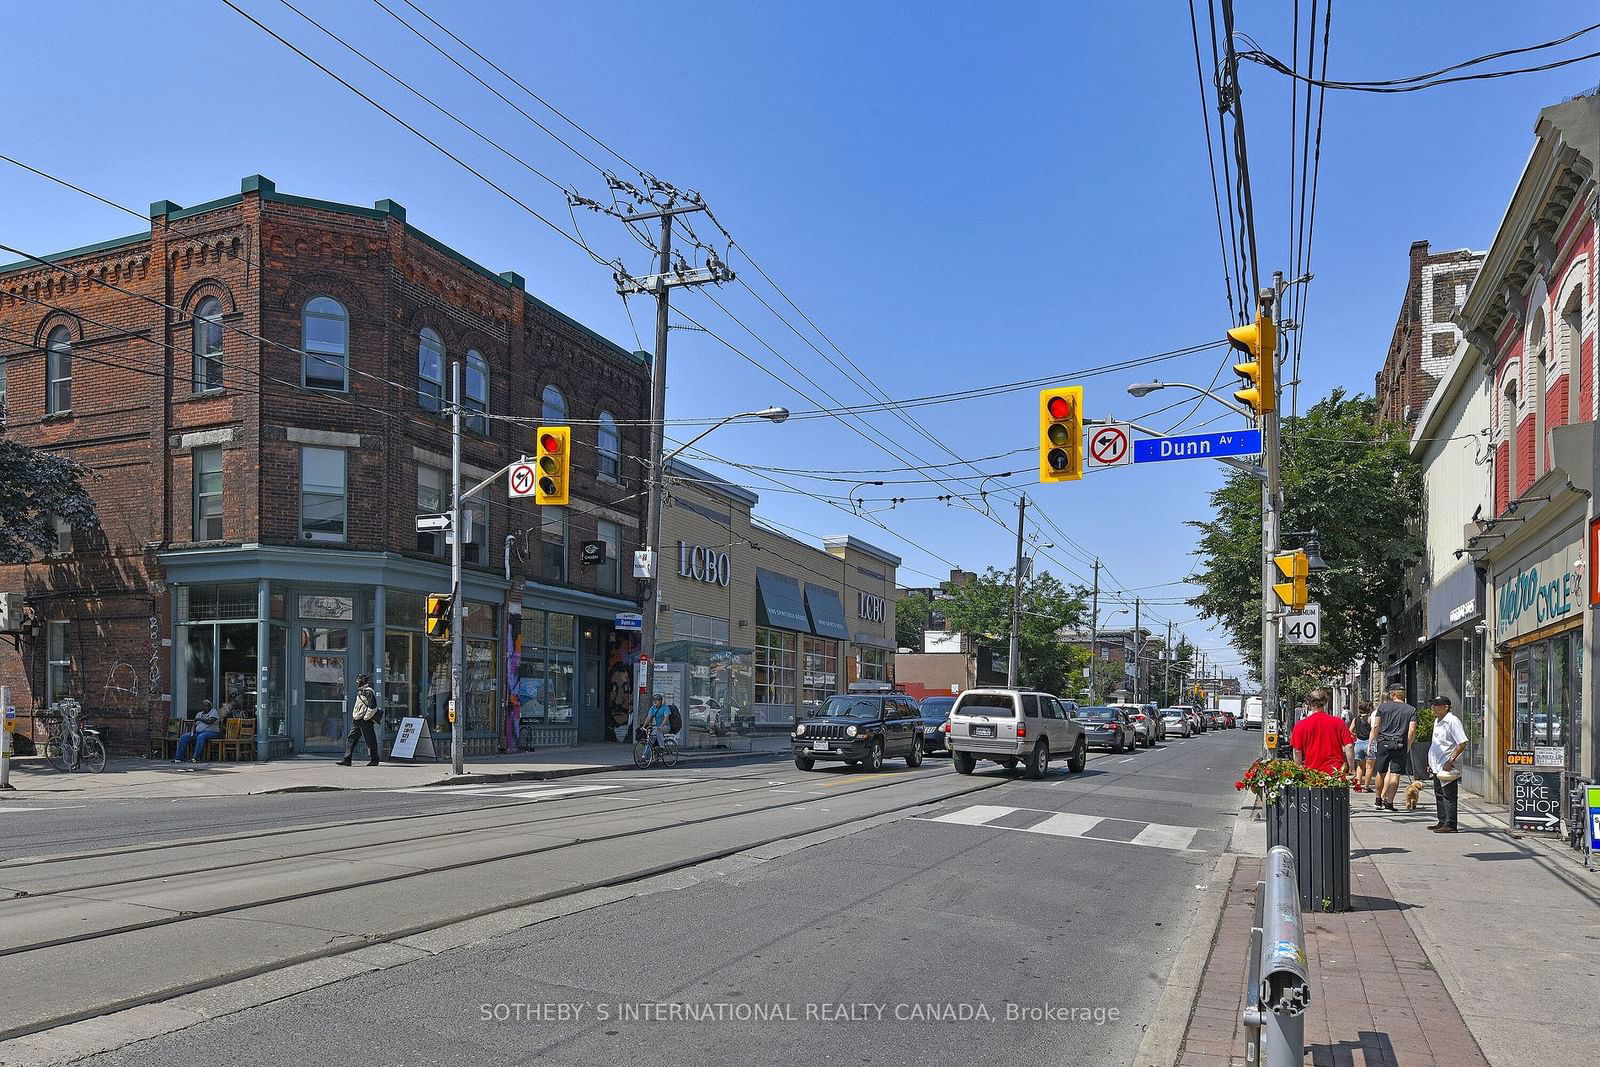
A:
[417, 328, 444, 412]
[193, 446, 223, 540]
[302, 296, 348, 391]
[416, 465, 445, 556]
[596, 520, 621, 593]
[541, 505, 568, 583]
[465, 350, 488, 434]
[300, 446, 347, 542]
[46, 326, 72, 413]
[193, 297, 223, 392]
[541, 384, 566, 424]
[598, 411, 621, 481]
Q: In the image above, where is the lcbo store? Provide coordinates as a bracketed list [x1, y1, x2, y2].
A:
[655, 461, 899, 752]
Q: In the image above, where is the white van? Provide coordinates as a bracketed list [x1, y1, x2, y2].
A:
[1242, 696, 1264, 729]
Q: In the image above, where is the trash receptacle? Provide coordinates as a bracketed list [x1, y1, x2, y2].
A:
[1266, 785, 1351, 912]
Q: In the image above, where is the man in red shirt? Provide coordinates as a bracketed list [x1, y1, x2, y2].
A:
[1290, 689, 1355, 774]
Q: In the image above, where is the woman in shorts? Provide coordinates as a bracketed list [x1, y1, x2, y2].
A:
[1350, 700, 1374, 791]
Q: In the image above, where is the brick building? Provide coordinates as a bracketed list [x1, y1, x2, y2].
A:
[1374, 240, 1484, 429]
[0, 176, 650, 758]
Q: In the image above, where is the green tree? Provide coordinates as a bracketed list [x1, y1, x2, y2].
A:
[0, 439, 99, 563]
[1187, 390, 1420, 691]
[939, 567, 1086, 695]
[895, 592, 931, 650]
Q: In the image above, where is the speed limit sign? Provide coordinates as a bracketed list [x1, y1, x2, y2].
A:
[1283, 602, 1321, 646]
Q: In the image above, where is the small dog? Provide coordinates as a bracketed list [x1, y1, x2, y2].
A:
[1404, 780, 1426, 810]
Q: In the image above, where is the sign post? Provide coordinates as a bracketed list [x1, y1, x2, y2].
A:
[1, 685, 14, 792]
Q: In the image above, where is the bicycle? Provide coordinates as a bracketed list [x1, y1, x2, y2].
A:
[633, 723, 680, 769]
[41, 699, 107, 773]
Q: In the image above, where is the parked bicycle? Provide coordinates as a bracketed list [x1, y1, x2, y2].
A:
[41, 699, 107, 773]
[633, 723, 680, 769]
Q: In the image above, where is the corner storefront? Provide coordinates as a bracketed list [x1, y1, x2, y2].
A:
[1422, 561, 1488, 797]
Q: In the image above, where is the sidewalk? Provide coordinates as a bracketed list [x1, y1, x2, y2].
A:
[1176, 786, 1599, 1066]
[0, 741, 785, 800]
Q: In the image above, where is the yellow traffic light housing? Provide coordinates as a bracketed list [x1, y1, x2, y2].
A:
[534, 425, 571, 506]
[1273, 550, 1309, 611]
[425, 593, 453, 641]
[1227, 309, 1276, 415]
[1038, 386, 1083, 482]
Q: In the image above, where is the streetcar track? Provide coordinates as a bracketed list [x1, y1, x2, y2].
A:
[0, 765, 997, 961]
[0, 770, 1010, 1044]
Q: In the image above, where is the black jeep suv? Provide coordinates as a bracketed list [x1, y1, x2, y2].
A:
[791, 685, 925, 772]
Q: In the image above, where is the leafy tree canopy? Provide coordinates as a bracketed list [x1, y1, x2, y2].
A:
[895, 592, 931, 650]
[939, 567, 1087, 696]
[1187, 390, 1420, 694]
[0, 439, 99, 564]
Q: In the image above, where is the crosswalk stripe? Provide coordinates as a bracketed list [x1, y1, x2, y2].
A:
[397, 783, 620, 800]
[1130, 822, 1202, 850]
[1020, 812, 1103, 837]
[929, 804, 1017, 826]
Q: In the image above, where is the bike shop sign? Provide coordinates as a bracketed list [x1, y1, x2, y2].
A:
[1494, 533, 1585, 643]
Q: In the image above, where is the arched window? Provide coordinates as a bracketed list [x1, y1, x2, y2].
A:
[1561, 284, 1584, 424]
[465, 350, 489, 434]
[1530, 309, 1548, 478]
[417, 327, 444, 412]
[46, 326, 72, 413]
[193, 297, 224, 392]
[302, 296, 348, 391]
[1503, 376, 1519, 500]
[597, 411, 621, 481]
[541, 385, 567, 423]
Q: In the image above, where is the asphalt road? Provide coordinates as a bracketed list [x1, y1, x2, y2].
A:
[7, 729, 1257, 1066]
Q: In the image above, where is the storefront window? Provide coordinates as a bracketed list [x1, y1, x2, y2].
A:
[1461, 630, 1484, 770]
[517, 611, 577, 725]
[266, 625, 288, 737]
[754, 627, 797, 707]
[801, 637, 838, 713]
[1513, 631, 1580, 751]
[859, 647, 888, 682]
[673, 609, 730, 645]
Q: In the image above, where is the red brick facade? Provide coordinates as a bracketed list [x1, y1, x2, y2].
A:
[0, 177, 649, 752]
[1374, 240, 1482, 430]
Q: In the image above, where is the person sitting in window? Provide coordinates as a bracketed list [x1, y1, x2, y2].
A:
[174, 700, 223, 763]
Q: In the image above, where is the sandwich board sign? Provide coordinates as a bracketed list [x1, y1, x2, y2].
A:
[390, 716, 438, 761]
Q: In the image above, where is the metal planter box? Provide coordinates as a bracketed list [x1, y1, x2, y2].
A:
[1266, 785, 1351, 912]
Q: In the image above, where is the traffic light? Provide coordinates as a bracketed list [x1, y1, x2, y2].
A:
[534, 426, 570, 506]
[1227, 308, 1276, 415]
[1273, 550, 1309, 612]
[1038, 386, 1084, 482]
[425, 593, 453, 641]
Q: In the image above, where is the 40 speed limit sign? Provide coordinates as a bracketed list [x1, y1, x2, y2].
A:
[1283, 602, 1321, 646]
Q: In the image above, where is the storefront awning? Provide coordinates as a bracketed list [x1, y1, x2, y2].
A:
[1426, 560, 1482, 641]
[755, 568, 810, 631]
[804, 584, 851, 640]
[852, 632, 897, 651]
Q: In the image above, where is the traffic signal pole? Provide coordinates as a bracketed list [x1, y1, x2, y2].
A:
[1261, 273, 1284, 754]
[1007, 495, 1027, 687]
[450, 359, 465, 775]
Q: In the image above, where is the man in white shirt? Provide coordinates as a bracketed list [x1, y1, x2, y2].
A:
[1426, 696, 1469, 833]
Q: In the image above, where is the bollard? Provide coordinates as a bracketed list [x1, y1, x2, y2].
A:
[1241, 882, 1265, 1064]
[1259, 845, 1310, 1067]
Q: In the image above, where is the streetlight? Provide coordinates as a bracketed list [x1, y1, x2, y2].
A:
[1127, 380, 1255, 420]
[662, 406, 789, 466]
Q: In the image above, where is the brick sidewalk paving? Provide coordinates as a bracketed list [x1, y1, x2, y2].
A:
[1177, 857, 1489, 1067]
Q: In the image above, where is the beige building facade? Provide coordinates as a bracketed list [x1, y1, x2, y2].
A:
[655, 461, 899, 750]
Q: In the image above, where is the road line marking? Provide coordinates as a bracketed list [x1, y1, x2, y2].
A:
[930, 804, 1018, 826]
[396, 784, 620, 800]
[1118, 758, 1136, 764]
[1131, 823, 1203, 850]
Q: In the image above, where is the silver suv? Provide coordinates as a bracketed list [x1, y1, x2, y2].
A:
[946, 688, 1087, 779]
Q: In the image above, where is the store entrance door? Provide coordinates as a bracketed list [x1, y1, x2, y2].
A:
[299, 626, 349, 752]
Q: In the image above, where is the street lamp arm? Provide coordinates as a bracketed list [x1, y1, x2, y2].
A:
[661, 406, 789, 468]
[1126, 380, 1256, 420]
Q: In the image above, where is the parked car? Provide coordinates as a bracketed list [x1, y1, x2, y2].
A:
[1117, 704, 1157, 748]
[1141, 702, 1165, 742]
[918, 695, 955, 754]
[1220, 710, 1237, 729]
[1161, 707, 1192, 738]
[1183, 706, 1204, 733]
[946, 688, 1087, 779]
[1076, 705, 1138, 752]
[791, 686, 925, 772]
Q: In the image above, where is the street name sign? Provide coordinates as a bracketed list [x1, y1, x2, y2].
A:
[1133, 428, 1262, 464]
[1283, 603, 1321, 646]
[1085, 423, 1132, 468]
[614, 612, 643, 631]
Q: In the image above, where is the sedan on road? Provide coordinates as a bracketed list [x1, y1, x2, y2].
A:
[1121, 706, 1157, 748]
[1076, 705, 1137, 752]
[918, 695, 955, 754]
[1161, 707, 1192, 738]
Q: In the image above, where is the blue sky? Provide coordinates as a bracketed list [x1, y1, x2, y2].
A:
[5, 1, 1596, 676]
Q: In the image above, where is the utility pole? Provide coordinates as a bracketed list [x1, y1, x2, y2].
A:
[1088, 559, 1101, 703]
[1262, 273, 1285, 753]
[616, 198, 731, 736]
[1164, 620, 1174, 707]
[1007, 495, 1027, 687]
[1132, 597, 1142, 703]
[449, 360, 464, 775]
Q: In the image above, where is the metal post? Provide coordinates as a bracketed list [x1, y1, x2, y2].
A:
[255, 579, 270, 763]
[1164, 620, 1174, 707]
[635, 212, 674, 736]
[1008, 495, 1027, 687]
[1262, 274, 1286, 756]
[1088, 560, 1100, 703]
[1259, 845, 1310, 1066]
[1132, 597, 1142, 703]
[450, 359, 465, 775]
[1, 684, 13, 790]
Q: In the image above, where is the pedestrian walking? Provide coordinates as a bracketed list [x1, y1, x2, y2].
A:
[337, 673, 381, 767]
[1350, 699, 1375, 792]
[1290, 689, 1354, 774]
[1371, 686, 1416, 811]
[1426, 696, 1468, 833]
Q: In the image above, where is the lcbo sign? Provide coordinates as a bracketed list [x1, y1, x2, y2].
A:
[677, 541, 731, 587]
[858, 591, 885, 622]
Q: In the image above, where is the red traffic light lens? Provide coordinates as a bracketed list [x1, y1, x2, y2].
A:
[1046, 395, 1072, 420]
[540, 432, 561, 453]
